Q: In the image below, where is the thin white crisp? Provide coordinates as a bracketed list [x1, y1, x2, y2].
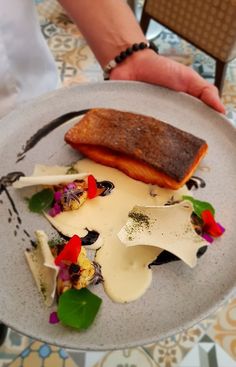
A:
[118, 201, 206, 268]
[25, 230, 59, 306]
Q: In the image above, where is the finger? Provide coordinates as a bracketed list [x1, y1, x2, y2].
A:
[200, 85, 225, 114]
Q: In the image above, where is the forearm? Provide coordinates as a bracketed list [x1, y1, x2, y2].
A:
[58, 0, 147, 67]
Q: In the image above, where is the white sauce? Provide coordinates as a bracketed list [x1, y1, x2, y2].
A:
[44, 159, 189, 303]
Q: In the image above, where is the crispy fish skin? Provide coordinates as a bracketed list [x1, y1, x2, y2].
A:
[65, 108, 208, 189]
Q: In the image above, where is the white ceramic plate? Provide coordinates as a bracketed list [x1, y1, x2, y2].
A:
[0, 81, 235, 350]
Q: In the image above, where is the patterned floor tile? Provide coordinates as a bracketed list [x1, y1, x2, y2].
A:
[7, 341, 78, 367]
[207, 298, 236, 361]
[68, 351, 106, 367]
[92, 348, 156, 367]
[0, 329, 31, 367]
[179, 334, 236, 367]
[142, 317, 214, 367]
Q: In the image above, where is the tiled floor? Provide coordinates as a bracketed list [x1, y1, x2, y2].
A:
[1, 1, 236, 366]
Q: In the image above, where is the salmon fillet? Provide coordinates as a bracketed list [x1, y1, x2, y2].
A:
[65, 108, 208, 189]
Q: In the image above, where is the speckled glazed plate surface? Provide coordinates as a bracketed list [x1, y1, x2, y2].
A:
[0, 81, 235, 350]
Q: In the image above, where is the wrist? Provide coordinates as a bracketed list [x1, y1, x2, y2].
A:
[105, 42, 158, 81]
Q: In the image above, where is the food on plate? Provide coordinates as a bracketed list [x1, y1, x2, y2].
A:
[14, 159, 225, 307]
[64, 108, 208, 189]
[15, 167, 114, 219]
[118, 202, 206, 268]
[27, 231, 103, 330]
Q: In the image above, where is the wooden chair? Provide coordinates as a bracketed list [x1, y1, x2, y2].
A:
[140, 0, 236, 95]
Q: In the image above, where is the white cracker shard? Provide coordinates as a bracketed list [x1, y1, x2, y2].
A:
[25, 230, 59, 306]
[118, 201, 206, 268]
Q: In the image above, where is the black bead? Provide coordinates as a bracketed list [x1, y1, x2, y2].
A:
[120, 51, 127, 60]
[139, 42, 147, 49]
[125, 47, 133, 56]
[115, 55, 122, 63]
[132, 43, 139, 51]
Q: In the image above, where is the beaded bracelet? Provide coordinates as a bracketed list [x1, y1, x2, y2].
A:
[103, 41, 158, 80]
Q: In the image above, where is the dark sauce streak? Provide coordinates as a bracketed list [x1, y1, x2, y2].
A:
[186, 176, 206, 191]
[52, 227, 100, 247]
[0, 173, 28, 241]
[2, 188, 19, 216]
[16, 155, 25, 163]
[0, 172, 25, 194]
[24, 230, 31, 238]
[97, 180, 115, 196]
[16, 109, 90, 162]
[82, 228, 100, 246]
[149, 246, 208, 267]
[0, 173, 25, 227]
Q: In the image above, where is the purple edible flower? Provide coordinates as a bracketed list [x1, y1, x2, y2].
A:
[49, 311, 59, 324]
[48, 203, 61, 217]
[54, 191, 62, 202]
[202, 232, 214, 244]
[66, 182, 76, 190]
[217, 222, 225, 234]
[59, 263, 70, 281]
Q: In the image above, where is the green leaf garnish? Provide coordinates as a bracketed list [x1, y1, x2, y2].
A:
[28, 188, 54, 213]
[57, 288, 102, 330]
[182, 195, 215, 218]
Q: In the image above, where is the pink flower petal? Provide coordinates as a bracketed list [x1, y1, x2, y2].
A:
[202, 233, 214, 244]
[48, 203, 61, 217]
[54, 191, 62, 202]
[59, 264, 70, 281]
[67, 183, 76, 190]
[217, 222, 225, 234]
[49, 311, 59, 324]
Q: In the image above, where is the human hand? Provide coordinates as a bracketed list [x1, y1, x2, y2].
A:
[110, 49, 225, 114]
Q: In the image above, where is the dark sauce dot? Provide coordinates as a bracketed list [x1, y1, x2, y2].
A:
[97, 181, 115, 196]
[197, 246, 208, 258]
[14, 230, 17, 237]
[8, 218, 12, 223]
[149, 246, 208, 267]
[30, 240, 37, 248]
[16, 224, 19, 229]
[17, 216, 22, 225]
[69, 263, 80, 274]
[8, 209, 12, 217]
[81, 228, 100, 246]
[186, 176, 206, 191]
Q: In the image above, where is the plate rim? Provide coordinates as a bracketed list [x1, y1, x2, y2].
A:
[0, 81, 235, 350]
